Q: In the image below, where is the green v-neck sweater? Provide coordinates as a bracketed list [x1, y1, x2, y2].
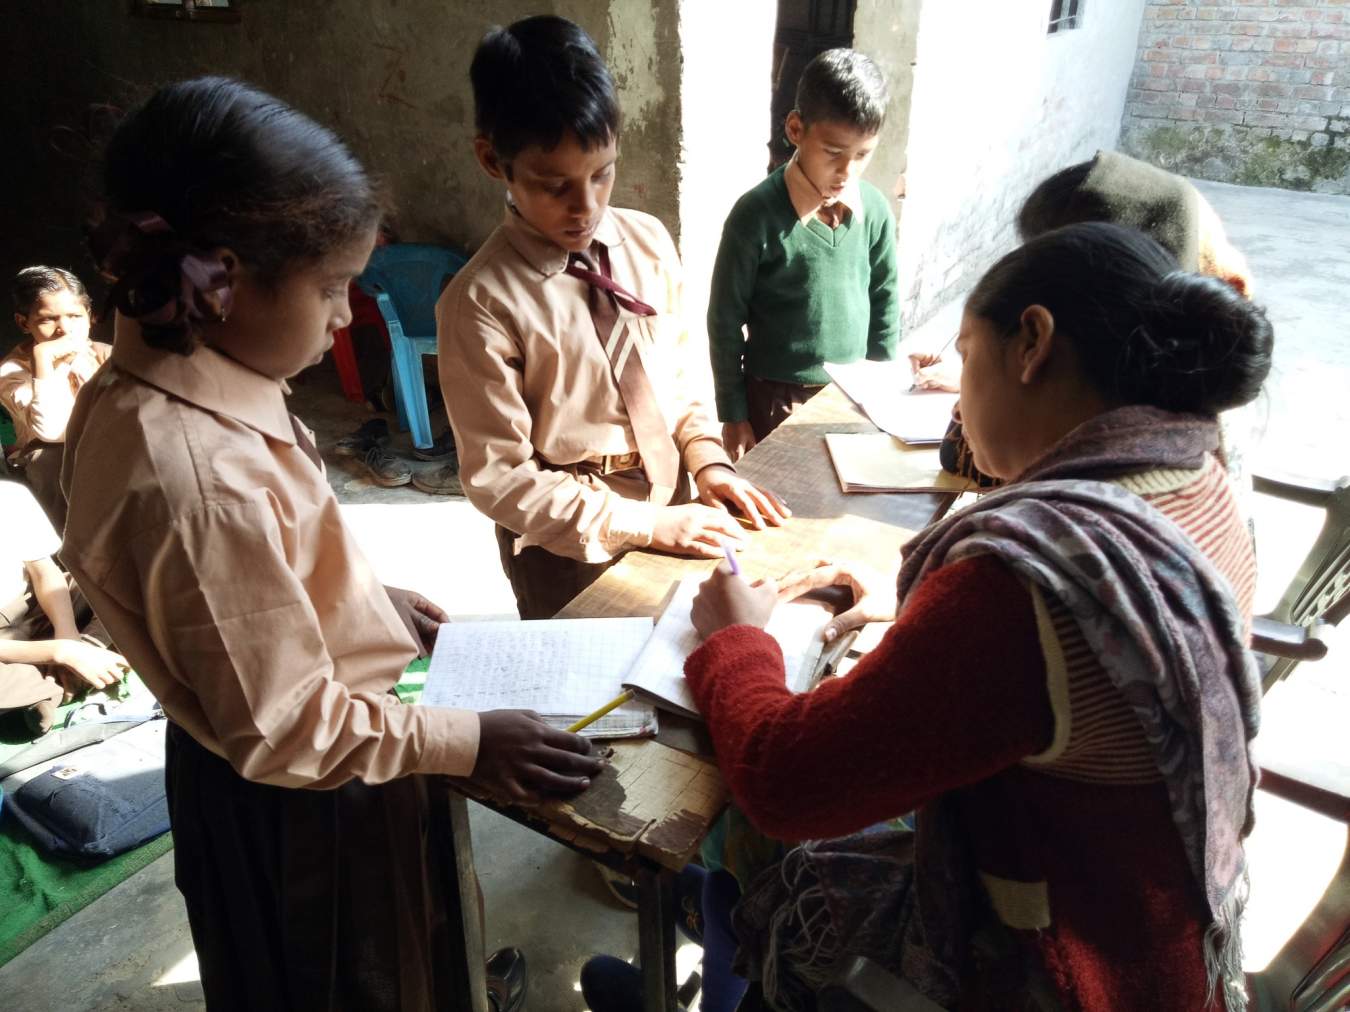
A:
[706, 164, 900, 422]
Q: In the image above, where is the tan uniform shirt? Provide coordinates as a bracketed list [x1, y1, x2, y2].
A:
[437, 206, 732, 564]
[0, 340, 112, 456]
[59, 319, 479, 789]
[783, 152, 864, 229]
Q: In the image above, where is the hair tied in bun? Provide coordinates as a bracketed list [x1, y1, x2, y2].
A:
[88, 208, 233, 341]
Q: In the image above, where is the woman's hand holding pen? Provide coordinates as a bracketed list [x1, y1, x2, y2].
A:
[776, 559, 897, 642]
[907, 351, 961, 393]
[690, 560, 778, 640]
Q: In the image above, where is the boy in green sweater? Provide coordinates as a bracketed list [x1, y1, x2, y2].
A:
[708, 48, 900, 459]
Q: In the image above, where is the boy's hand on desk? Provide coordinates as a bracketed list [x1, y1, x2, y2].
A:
[776, 560, 897, 642]
[385, 585, 450, 657]
[471, 710, 603, 804]
[721, 421, 757, 462]
[652, 503, 748, 558]
[694, 464, 790, 530]
[691, 564, 778, 640]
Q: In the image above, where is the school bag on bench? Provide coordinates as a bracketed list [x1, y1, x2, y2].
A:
[0, 717, 169, 858]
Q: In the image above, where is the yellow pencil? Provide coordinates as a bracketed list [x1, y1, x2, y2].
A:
[566, 689, 636, 734]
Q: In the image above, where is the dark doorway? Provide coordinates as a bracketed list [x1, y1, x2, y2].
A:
[769, 0, 857, 170]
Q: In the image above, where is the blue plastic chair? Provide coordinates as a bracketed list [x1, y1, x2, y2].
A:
[356, 244, 468, 449]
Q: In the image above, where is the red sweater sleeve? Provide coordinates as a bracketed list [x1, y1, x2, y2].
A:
[684, 555, 1054, 841]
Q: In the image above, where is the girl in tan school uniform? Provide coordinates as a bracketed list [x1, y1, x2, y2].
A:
[61, 77, 600, 1012]
[1, 267, 111, 528]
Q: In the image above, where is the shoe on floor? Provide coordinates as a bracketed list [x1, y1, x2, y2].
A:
[580, 955, 696, 1012]
[412, 427, 457, 462]
[361, 444, 412, 487]
[485, 946, 527, 1012]
[594, 862, 640, 910]
[334, 417, 390, 458]
[410, 462, 463, 496]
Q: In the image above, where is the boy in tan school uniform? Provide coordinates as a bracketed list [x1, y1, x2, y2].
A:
[435, 15, 787, 621]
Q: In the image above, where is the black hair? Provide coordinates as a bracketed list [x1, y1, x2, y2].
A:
[967, 222, 1273, 416]
[795, 49, 888, 133]
[470, 16, 621, 163]
[12, 266, 91, 317]
[97, 76, 379, 355]
[1016, 161, 1099, 240]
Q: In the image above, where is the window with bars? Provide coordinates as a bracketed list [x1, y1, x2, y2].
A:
[1048, 0, 1083, 34]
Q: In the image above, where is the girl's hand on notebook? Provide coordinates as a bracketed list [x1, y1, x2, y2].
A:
[385, 585, 450, 657]
[694, 464, 790, 531]
[721, 421, 758, 462]
[471, 710, 604, 804]
[776, 560, 896, 642]
[691, 564, 778, 640]
[652, 503, 748, 558]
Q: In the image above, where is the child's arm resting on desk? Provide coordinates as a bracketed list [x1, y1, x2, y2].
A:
[684, 555, 1053, 841]
[120, 499, 484, 789]
[866, 196, 900, 362]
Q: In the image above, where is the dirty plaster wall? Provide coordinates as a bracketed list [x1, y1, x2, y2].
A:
[1, 0, 685, 352]
[897, 0, 1149, 329]
[1120, 0, 1350, 195]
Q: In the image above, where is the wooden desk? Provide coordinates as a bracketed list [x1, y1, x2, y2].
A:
[445, 384, 950, 1012]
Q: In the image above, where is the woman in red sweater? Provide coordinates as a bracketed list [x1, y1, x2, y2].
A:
[662, 222, 1272, 1012]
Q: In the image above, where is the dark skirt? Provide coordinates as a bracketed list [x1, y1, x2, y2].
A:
[165, 722, 465, 1011]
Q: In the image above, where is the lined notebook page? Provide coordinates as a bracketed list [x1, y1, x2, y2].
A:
[623, 579, 832, 719]
[421, 617, 657, 738]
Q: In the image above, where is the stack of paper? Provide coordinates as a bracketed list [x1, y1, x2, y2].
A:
[824, 433, 970, 494]
[825, 359, 958, 445]
[420, 617, 658, 738]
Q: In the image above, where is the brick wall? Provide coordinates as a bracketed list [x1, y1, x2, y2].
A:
[1121, 0, 1350, 193]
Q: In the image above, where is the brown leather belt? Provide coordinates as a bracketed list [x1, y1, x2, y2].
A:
[544, 450, 643, 477]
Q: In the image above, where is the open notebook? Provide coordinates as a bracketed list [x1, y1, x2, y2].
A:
[621, 578, 846, 720]
[420, 579, 849, 736]
[825, 433, 970, 494]
[419, 617, 659, 738]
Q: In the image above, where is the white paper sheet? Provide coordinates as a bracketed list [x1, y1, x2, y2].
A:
[421, 617, 657, 737]
[622, 579, 832, 719]
[825, 359, 958, 444]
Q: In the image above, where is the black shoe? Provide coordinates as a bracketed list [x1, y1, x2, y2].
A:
[580, 955, 698, 1012]
[485, 947, 527, 1012]
[412, 427, 457, 462]
[361, 444, 412, 487]
[334, 417, 390, 458]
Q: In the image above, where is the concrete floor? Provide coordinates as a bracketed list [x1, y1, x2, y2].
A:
[1, 179, 1348, 1010]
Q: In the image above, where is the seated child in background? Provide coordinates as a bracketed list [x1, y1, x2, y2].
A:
[0, 267, 111, 530]
[439, 15, 786, 622]
[0, 480, 126, 736]
[708, 48, 900, 459]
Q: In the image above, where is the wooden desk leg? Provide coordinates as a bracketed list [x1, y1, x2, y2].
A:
[637, 865, 679, 1011]
[434, 788, 489, 1012]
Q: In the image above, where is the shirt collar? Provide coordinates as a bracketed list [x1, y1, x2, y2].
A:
[111, 315, 296, 445]
[499, 201, 626, 277]
[783, 152, 864, 228]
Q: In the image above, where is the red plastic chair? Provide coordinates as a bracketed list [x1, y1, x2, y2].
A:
[330, 282, 390, 404]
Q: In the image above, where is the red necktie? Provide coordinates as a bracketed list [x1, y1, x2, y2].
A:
[565, 245, 681, 503]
